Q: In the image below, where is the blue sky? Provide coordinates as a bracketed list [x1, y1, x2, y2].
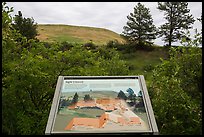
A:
[7, 2, 202, 46]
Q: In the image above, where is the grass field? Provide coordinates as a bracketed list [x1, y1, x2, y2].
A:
[120, 47, 168, 86]
[36, 24, 126, 45]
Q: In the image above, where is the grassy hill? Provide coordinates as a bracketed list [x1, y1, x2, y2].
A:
[36, 24, 126, 45]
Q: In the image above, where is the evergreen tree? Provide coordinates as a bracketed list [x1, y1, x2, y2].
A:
[126, 88, 134, 95]
[122, 2, 157, 45]
[117, 90, 127, 100]
[12, 11, 38, 40]
[126, 88, 136, 103]
[84, 94, 92, 101]
[157, 2, 195, 47]
[72, 92, 79, 104]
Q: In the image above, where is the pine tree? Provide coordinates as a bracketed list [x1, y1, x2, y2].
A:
[157, 2, 195, 47]
[12, 11, 38, 40]
[72, 92, 79, 104]
[117, 90, 127, 100]
[122, 2, 157, 45]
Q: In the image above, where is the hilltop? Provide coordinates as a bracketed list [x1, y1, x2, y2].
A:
[36, 24, 126, 45]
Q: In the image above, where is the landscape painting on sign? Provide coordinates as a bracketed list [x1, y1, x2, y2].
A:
[52, 79, 151, 133]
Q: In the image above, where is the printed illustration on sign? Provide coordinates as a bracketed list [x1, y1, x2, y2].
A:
[53, 79, 151, 132]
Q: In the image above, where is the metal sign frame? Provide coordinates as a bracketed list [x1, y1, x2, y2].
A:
[45, 76, 159, 135]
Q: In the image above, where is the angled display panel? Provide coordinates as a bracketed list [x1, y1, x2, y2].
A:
[45, 76, 158, 135]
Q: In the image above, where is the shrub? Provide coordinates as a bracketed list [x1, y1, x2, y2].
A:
[83, 41, 97, 50]
[59, 41, 74, 51]
[143, 64, 154, 72]
[149, 38, 202, 134]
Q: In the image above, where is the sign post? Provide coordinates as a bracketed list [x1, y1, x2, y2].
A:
[45, 76, 158, 135]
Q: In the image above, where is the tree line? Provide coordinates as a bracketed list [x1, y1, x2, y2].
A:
[122, 2, 201, 47]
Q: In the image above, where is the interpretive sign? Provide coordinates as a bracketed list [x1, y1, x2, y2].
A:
[45, 76, 158, 134]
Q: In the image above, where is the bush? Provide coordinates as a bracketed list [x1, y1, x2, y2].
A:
[143, 64, 154, 72]
[83, 41, 97, 50]
[149, 40, 202, 134]
[59, 41, 74, 51]
[106, 40, 131, 52]
[130, 41, 155, 51]
[106, 40, 155, 53]
[128, 64, 136, 71]
[106, 40, 121, 48]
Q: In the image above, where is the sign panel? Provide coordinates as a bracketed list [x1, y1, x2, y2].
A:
[45, 76, 158, 134]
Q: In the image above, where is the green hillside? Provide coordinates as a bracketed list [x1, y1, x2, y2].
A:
[62, 91, 120, 99]
[36, 24, 126, 45]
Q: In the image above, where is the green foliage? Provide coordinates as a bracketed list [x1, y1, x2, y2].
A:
[157, 2, 195, 47]
[2, 3, 130, 135]
[83, 41, 97, 50]
[97, 47, 129, 75]
[12, 11, 38, 40]
[122, 2, 157, 45]
[130, 41, 155, 51]
[149, 34, 202, 134]
[106, 40, 131, 53]
[2, 2, 13, 29]
[143, 64, 154, 72]
[106, 40, 120, 48]
[59, 41, 74, 51]
[2, 3, 22, 134]
[180, 29, 202, 47]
